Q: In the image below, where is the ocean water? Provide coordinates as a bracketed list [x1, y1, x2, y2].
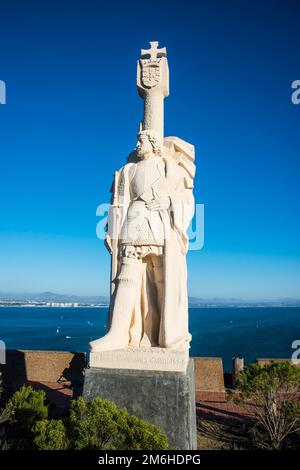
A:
[0, 307, 299, 371]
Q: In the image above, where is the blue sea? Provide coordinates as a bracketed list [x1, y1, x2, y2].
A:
[0, 307, 299, 371]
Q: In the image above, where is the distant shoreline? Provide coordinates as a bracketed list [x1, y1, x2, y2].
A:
[1, 304, 300, 309]
[0, 305, 109, 308]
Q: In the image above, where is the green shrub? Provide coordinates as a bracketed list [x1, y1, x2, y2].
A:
[69, 396, 119, 449]
[0, 427, 10, 450]
[236, 361, 300, 449]
[5, 386, 168, 450]
[115, 410, 169, 450]
[69, 396, 169, 450]
[33, 419, 70, 450]
[8, 385, 48, 432]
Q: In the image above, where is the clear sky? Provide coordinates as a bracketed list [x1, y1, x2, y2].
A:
[0, 0, 299, 299]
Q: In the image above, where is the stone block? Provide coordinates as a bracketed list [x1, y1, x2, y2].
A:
[194, 357, 225, 392]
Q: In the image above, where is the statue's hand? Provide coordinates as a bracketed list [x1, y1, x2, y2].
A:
[146, 196, 171, 211]
[104, 233, 113, 254]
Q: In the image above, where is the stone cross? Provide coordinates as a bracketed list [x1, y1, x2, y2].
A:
[141, 41, 167, 60]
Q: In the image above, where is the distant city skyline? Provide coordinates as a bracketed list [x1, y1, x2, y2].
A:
[0, 0, 299, 299]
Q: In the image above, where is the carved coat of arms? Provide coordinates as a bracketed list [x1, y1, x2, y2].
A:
[141, 62, 160, 88]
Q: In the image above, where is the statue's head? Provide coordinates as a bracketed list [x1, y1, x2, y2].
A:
[136, 129, 163, 159]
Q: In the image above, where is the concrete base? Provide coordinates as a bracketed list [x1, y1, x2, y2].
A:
[83, 359, 197, 450]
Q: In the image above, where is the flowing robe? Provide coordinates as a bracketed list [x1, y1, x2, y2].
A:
[108, 138, 195, 351]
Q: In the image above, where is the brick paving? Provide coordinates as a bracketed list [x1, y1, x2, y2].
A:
[28, 380, 73, 417]
[196, 390, 253, 425]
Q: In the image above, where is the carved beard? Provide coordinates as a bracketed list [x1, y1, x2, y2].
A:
[136, 140, 153, 159]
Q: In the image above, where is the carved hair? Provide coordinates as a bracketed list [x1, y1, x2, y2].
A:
[137, 129, 163, 157]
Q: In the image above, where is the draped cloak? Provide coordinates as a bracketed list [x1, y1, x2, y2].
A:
[107, 137, 195, 351]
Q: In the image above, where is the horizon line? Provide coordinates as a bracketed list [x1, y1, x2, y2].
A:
[0, 290, 300, 303]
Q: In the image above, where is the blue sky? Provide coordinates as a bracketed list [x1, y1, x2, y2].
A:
[0, 0, 299, 299]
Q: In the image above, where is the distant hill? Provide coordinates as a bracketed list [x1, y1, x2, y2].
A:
[1, 291, 300, 307]
[188, 297, 300, 308]
[0, 291, 108, 304]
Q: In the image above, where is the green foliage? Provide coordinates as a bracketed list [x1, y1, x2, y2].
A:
[31, 396, 169, 451]
[114, 410, 169, 450]
[8, 385, 48, 432]
[69, 396, 119, 449]
[33, 419, 70, 450]
[68, 396, 169, 450]
[0, 405, 13, 425]
[237, 361, 300, 397]
[2, 384, 168, 451]
[0, 426, 10, 450]
[236, 361, 300, 449]
[236, 362, 262, 392]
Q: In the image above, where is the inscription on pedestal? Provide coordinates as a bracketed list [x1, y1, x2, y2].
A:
[89, 347, 189, 372]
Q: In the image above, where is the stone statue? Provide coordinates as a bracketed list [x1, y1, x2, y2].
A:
[90, 41, 195, 354]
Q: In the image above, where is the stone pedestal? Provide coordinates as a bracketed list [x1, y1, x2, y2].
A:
[83, 359, 197, 450]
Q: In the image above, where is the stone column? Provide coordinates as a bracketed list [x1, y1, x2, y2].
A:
[137, 41, 169, 141]
[232, 356, 244, 386]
